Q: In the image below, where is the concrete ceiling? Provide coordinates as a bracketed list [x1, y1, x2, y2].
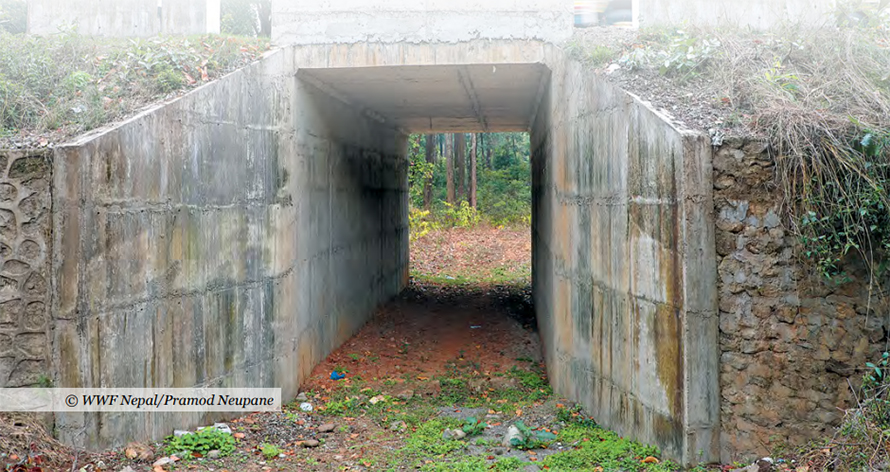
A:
[298, 63, 550, 133]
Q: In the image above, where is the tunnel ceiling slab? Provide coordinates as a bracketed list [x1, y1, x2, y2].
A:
[299, 63, 549, 133]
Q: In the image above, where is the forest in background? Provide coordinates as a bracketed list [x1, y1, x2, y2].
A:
[408, 132, 531, 238]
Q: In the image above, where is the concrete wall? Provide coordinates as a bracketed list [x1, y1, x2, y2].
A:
[272, 0, 573, 45]
[531, 56, 719, 464]
[51, 48, 408, 449]
[637, 0, 837, 29]
[713, 138, 890, 461]
[0, 150, 53, 388]
[28, 0, 220, 37]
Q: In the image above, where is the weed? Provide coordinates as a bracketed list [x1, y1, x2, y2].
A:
[260, 442, 281, 460]
[164, 428, 236, 458]
[509, 420, 556, 450]
[542, 422, 679, 471]
[461, 417, 487, 436]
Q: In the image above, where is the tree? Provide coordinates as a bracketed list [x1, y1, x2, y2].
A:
[424, 134, 437, 209]
[220, 0, 271, 37]
[455, 133, 466, 202]
[0, 0, 26, 34]
[470, 133, 478, 208]
[445, 134, 455, 204]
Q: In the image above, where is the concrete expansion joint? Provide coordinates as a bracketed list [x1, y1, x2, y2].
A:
[88, 267, 295, 317]
[83, 198, 285, 214]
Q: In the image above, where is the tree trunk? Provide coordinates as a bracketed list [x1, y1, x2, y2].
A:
[256, 0, 272, 37]
[445, 134, 455, 204]
[470, 133, 478, 209]
[485, 133, 493, 169]
[423, 134, 436, 210]
[455, 133, 465, 202]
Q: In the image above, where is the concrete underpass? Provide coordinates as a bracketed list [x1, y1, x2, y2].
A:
[32, 37, 720, 465]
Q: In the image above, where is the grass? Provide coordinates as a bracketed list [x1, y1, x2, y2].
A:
[574, 19, 890, 285]
[0, 29, 269, 141]
[541, 409, 680, 472]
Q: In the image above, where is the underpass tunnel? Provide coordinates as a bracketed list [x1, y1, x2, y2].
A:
[292, 60, 548, 365]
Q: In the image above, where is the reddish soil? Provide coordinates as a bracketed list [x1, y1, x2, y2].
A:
[410, 226, 531, 282]
[303, 283, 541, 396]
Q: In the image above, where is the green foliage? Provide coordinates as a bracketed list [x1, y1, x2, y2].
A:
[461, 417, 487, 436]
[408, 132, 531, 230]
[436, 377, 470, 404]
[0, 31, 267, 137]
[796, 126, 890, 281]
[620, 29, 721, 80]
[509, 420, 557, 450]
[419, 456, 526, 471]
[260, 442, 281, 460]
[541, 422, 679, 472]
[440, 201, 480, 228]
[404, 419, 466, 456]
[861, 351, 890, 429]
[763, 58, 801, 98]
[164, 428, 236, 458]
[409, 207, 438, 242]
[220, 0, 271, 37]
[0, 0, 26, 34]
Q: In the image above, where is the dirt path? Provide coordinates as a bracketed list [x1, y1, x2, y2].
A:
[2, 283, 682, 472]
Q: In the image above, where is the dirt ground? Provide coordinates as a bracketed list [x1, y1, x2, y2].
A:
[0, 283, 564, 472]
[409, 225, 531, 284]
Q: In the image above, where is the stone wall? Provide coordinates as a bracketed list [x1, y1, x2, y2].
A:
[0, 151, 52, 388]
[52, 48, 408, 450]
[531, 54, 720, 465]
[714, 138, 890, 460]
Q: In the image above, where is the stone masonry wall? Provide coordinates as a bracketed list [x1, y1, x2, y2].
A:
[714, 138, 890, 460]
[0, 150, 52, 387]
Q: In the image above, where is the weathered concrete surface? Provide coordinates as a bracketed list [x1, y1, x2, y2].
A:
[28, 0, 220, 37]
[637, 0, 837, 29]
[0, 150, 52, 388]
[51, 48, 408, 449]
[272, 0, 573, 46]
[713, 138, 890, 461]
[530, 57, 720, 464]
[288, 40, 554, 135]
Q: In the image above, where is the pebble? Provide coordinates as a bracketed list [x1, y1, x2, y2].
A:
[296, 392, 308, 402]
[212, 423, 232, 435]
[502, 425, 523, 447]
[318, 423, 336, 433]
[301, 439, 320, 447]
[117, 467, 137, 472]
[443, 428, 467, 440]
[152, 457, 177, 467]
[390, 420, 407, 432]
[207, 450, 221, 459]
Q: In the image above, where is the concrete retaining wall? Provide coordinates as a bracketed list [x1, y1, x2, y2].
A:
[531, 56, 719, 464]
[0, 150, 53, 388]
[50, 49, 407, 449]
[637, 0, 837, 29]
[28, 0, 220, 37]
[271, 0, 573, 45]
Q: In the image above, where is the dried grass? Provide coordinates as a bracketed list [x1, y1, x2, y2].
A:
[0, 412, 73, 468]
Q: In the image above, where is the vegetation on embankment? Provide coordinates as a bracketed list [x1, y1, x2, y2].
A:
[0, 30, 270, 146]
[570, 5, 890, 288]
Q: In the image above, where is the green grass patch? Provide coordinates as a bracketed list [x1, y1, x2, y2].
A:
[541, 423, 681, 472]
